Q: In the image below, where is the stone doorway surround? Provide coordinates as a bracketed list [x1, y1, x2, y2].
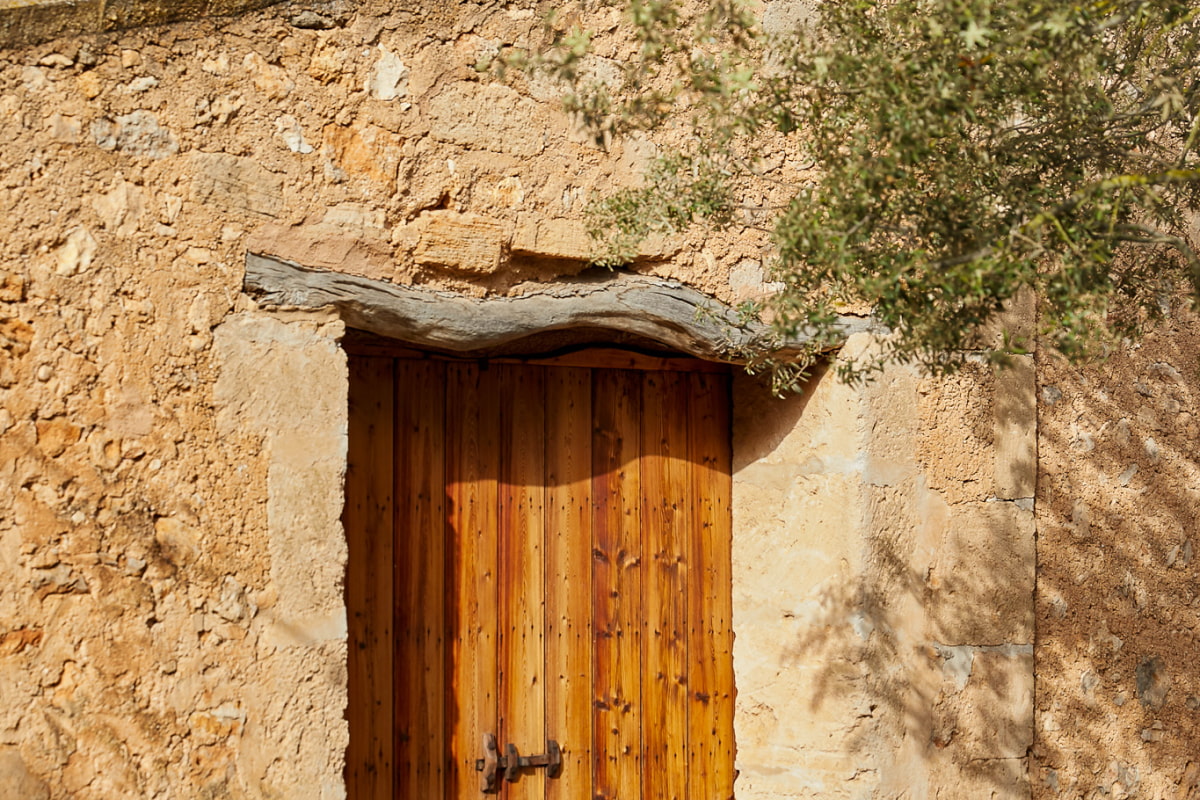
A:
[215, 252, 1038, 799]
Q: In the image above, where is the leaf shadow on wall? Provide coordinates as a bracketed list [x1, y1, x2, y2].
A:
[1033, 314, 1200, 800]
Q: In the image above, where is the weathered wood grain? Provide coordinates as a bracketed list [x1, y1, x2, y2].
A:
[498, 365, 547, 800]
[345, 356, 395, 800]
[687, 372, 735, 800]
[545, 368, 595, 800]
[394, 360, 447, 799]
[592, 370, 644, 800]
[245, 252, 873, 362]
[641, 372, 691, 800]
[446, 363, 500, 800]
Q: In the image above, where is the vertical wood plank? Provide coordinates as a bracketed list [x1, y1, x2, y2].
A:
[345, 356, 395, 800]
[498, 365, 547, 800]
[545, 368, 594, 800]
[687, 372, 735, 800]
[592, 370, 643, 800]
[446, 363, 501, 800]
[394, 360, 447, 799]
[640, 372, 691, 800]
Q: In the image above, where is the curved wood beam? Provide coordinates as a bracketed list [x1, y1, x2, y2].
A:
[244, 252, 873, 363]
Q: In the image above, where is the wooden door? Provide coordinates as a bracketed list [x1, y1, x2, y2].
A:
[345, 352, 734, 800]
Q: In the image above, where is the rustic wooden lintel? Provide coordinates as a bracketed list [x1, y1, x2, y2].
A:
[244, 252, 872, 363]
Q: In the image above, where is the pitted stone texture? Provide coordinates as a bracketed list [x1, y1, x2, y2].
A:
[0, 1, 1045, 798]
[214, 312, 348, 627]
[1036, 303, 1200, 800]
[0, 747, 50, 800]
[0, 0, 283, 47]
[427, 82, 547, 156]
[413, 210, 509, 274]
[994, 354, 1036, 499]
[919, 360, 996, 503]
[927, 501, 1036, 645]
[191, 152, 285, 219]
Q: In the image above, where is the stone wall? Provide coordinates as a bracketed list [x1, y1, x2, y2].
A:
[732, 332, 1036, 799]
[0, 0, 1186, 798]
[0, 1, 785, 796]
[1035, 306, 1200, 800]
[0, 0, 286, 50]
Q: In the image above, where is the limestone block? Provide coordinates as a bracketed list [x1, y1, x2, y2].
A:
[213, 313, 347, 626]
[427, 82, 546, 156]
[919, 360, 995, 503]
[247, 222, 395, 283]
[932, 647, 1034, 758]
[414, 210, 509, 274]
[927, 501, 1035, 645]
[512, 218, 590, 261]
[930, 754, 1030, 800]
[738, 746, 878, 798]
[90, 111, 178, 158]
[191, 152, 284, 219]
[993, 355, 1035, 499]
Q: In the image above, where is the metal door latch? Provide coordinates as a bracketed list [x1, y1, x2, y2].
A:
[474, 733, 562, 792]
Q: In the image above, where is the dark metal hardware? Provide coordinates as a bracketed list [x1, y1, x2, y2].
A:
[474, 733, 562, 792]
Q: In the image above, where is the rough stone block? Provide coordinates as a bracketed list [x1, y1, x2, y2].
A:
[930, 753, 1030, 800]
[414, 211, 508, 275]
[91, 111, 178, 158]
[427, 82, 547, 156]
[761, 0, 817, 35]
[35, 418, 81, 457]
[511, 218, 590, 261]
[994, 355, 1035, 499]
[918, 360, 995, 503]
[973, 285, 1037, 351]
[213, 313, 347, 624]
[321, 123, 403, 185]
[247, 223, 395, 283]
[927, 501, 1035, 645]
[933, 647, 1034, 758]
[191, 152, 283, 219]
